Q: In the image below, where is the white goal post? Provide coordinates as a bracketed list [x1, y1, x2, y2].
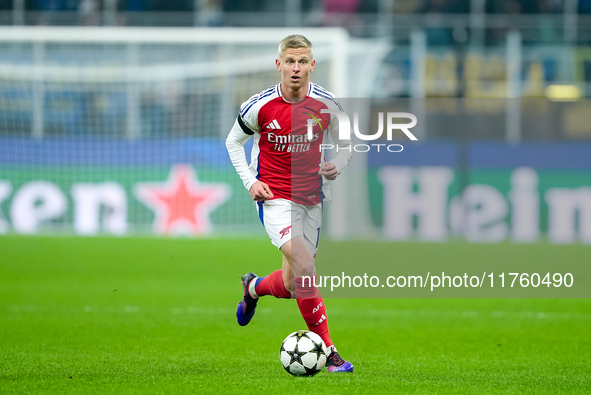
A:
[0, 26, 379, 238]
[0, 26, 349, 139]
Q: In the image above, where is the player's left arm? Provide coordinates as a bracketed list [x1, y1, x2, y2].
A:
[322, 103, 352, 180]
[318, 161, 338, 180]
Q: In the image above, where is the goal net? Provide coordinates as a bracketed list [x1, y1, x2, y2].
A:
[0, 27, 352, 236]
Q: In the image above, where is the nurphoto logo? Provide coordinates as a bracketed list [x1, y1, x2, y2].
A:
[307, 110, 418, 153]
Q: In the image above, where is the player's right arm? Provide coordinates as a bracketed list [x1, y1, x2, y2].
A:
[248, 180, 274, 201]
[225, 96, 274, 201]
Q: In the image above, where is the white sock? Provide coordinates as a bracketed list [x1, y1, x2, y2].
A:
[248, 277, 259, 299]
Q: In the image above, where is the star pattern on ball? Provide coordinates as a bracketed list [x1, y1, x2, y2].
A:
[293, 331, 309, 341]
[303, 363, 319, 376]
[309, 341, 325, 359]
[287, 344, 307, 365]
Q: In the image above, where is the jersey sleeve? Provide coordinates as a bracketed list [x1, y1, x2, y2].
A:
[326, 99, 352, 174]
[310, 84, 353, 174]
[225, 93, 262, 192]
[225, 120, 258, 192]
[238, 92, 262, 132]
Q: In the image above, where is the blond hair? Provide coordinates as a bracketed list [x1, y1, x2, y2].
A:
[278, 34, 313, 60]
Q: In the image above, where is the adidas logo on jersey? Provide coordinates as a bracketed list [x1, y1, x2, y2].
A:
[266, 119, 281, 129]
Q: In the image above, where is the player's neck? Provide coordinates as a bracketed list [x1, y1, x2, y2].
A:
[279, 82, 309, 103]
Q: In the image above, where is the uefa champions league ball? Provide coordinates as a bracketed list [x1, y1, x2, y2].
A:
[280, 330, 327, 376]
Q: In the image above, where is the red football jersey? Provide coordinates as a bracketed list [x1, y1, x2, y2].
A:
[237, 83, 342, 205]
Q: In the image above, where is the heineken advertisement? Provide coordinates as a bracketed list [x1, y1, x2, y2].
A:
[0, 138, 260, 236]
[1, 138, 590, 243]
[368, 141, 591, 244]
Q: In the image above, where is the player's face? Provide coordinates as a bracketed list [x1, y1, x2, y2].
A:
[276, 47, 315, 96]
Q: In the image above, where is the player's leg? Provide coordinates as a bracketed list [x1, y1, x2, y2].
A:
[283, 205, 331, 346]
[236, 199, 292, 326]
[249, 252, 294, 298]
[295, 202, 354, 373]
[251, 199, 293, 299]
[249, 253, 292, 299]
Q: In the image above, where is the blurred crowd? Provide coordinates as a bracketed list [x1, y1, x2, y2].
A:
[0, 0, 588, 39]
[0, 0, 587, 46]
[1, 0, 589, 14]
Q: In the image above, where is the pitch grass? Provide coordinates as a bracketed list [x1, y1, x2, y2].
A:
[0, 236, 589, 394]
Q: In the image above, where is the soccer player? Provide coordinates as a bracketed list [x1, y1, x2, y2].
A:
[225, 34, 353, 373]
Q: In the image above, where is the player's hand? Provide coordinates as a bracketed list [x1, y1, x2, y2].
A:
[318, 162, 338, 180]
[249, 181, 274, 201]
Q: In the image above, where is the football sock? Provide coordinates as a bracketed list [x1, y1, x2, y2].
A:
[294, 276, 333, 348]
[296, 296, 333, 348]
[254, 269, 291, 299]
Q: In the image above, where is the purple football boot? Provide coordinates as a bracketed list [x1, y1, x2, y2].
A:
[326, 351, 354, 373]
[236, 272, 258, 326]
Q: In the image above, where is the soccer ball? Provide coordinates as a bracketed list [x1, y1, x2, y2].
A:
[280, 330, 327, 376]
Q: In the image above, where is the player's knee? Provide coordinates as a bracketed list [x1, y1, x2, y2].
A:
[299, 260, 315, 278]
[290, 251, 315, 277]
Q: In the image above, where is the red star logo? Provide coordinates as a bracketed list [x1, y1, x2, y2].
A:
[134, 164, 230, 235]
